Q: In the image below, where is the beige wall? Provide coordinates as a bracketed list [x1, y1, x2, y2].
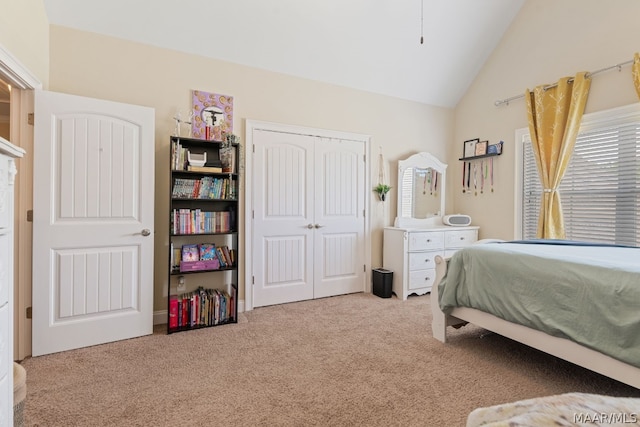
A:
[48, 25, 454, 312]
[0, 0, 49, 87]
[452, 0, 640, 240]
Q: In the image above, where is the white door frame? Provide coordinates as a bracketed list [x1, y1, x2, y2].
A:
[244, 120, 372, 311]
[0, 43, 42, 360]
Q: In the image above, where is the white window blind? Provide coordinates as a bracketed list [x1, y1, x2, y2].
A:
[522, 106, 640, 246]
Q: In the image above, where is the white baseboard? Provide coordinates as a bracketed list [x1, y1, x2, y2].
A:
[153, 299, 245, 325]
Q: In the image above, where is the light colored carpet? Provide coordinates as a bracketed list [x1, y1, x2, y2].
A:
[20, 293, 640, 426]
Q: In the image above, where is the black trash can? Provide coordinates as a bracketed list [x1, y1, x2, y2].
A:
[372, 268, 393, 298]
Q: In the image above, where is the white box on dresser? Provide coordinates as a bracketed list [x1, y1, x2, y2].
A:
[0, 137, 24, 427]
[383, 225, 478, 300]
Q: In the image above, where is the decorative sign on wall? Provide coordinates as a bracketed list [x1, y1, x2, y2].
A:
[191, 90, 234, 141]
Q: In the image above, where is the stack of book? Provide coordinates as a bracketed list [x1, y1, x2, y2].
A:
[168, 286, 235, 329]
[172, 243, 235, 272]
[171, 177, 235, 200]
[171, 209, 232, 234]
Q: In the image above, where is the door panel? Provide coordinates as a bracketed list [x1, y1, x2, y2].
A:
[58, 115, 139, 220]
[252, 130, 315, 307]
[313, 138, 365, 298]
[32, 90, 154, 356]
[55, 246, 137, 319]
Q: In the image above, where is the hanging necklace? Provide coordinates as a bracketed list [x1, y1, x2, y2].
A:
[490, 157, 494, 192]
[473, 163, 477, 196]
[423, 172, 428, 195]
[433, 169, 438, 196]
[480, 160, 485, 194]
[462, 162, 466, 193]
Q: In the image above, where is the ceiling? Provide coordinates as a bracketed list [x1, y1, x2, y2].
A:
[42, 0, 524, 108]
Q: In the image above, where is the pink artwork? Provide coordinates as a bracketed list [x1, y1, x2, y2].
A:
[191, 90, 234, 141]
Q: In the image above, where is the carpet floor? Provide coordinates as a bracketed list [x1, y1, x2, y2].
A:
[20, 293, 640, 426]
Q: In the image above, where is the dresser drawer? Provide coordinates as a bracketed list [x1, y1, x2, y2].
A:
[408, 269, 437, 290]
[408, 231, 444, 251]
[445, 229, 477, 249]
[408, 251, 441, 271]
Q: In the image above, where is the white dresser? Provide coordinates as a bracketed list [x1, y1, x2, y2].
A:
[383, 225, 478, 300]
[0, 137, 24, 427]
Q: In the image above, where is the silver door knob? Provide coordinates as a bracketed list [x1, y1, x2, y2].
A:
[141, 229, 151, 236]
[307, 224, 314, 229]
[314, 224, 324, 228]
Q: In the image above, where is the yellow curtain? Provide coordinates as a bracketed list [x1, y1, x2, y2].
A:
[633, 52, 640, 99]
[525, 72, 591, 239]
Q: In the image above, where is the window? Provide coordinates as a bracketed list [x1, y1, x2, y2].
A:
[521, 103, 640, 246]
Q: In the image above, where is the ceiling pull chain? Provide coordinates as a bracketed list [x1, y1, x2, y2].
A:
[420, 0, 424, 44]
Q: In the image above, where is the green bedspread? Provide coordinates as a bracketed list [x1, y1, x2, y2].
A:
[438, 242, 640, 367]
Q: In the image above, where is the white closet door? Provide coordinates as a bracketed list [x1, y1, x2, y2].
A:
[313, 138, 365, 298]
[252, 130, 366, 308]
[252, 130, 315, 307]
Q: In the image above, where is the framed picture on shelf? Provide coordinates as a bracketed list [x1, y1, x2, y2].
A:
[475, 140, 488, 156]
[463, 138, 479, 158]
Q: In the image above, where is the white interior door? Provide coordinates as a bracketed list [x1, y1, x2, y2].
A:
[252, 130, 315, 306]
[313, 138, 365, 298]
[252, 129, 365, 308]
[32, 90, 155, 356]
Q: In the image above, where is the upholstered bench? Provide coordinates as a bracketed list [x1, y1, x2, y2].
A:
[467, 393, 640, 426]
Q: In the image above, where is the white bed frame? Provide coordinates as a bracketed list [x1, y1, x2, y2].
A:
[431, 254, 640, 389]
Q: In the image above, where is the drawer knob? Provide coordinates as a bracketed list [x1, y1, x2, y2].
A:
[427, 239, 431, 242]
[425, 277, 430, 281]
[424, 259, 430, 263]
[460, 237, 465, 240]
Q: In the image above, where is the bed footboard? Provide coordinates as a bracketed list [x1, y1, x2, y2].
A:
[429, 245, 640, 389]
[431, 255, 466, 342]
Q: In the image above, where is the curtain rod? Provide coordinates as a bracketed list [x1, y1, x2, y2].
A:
[494, 58, 634, 107]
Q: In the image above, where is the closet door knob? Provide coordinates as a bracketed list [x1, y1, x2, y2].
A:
[314, 224, 324, 229]
[307, 224, 314, 229]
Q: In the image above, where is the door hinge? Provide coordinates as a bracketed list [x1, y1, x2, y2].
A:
[363, 209, 365, 218]
[252, 144, 255, 153]
[252, 210, 254, 219]
[364, 264, 366, 272]
[27, 113, 34, 126]
[363, 154, 366, 162]
[252, 275, 255, 285]
[26, 210, 33, 222]
[26, 306, 32, 319]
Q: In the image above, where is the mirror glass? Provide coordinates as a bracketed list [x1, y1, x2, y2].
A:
[400, 167, 441, 219]
[395, 152, 447, 228]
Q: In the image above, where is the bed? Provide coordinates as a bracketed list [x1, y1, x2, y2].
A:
[431, 239, 640, 389]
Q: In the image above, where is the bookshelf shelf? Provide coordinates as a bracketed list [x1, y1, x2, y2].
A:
[168, 135, 239, 334]
[170, 266, 237, 275]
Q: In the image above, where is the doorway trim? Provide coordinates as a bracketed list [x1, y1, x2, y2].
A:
[0, 42, 42, 360]
[244, 120, 372, 311]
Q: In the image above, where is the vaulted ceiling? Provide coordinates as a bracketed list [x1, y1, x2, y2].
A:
[43, 0, 525, 108]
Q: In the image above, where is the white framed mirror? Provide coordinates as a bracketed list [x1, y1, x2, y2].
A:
[394, 152, 447, 228]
